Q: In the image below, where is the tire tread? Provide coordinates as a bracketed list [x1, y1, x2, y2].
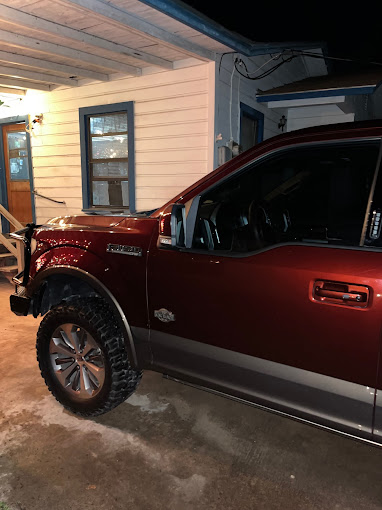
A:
[36, 297, 142, 417]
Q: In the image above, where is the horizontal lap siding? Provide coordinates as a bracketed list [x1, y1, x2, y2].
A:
[25, 64, 212, 223]
[215, 54, 309, 166]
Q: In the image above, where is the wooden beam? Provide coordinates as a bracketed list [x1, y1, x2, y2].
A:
[0, 29, 142, 76]
[0, 50, 108, 81]
[56, 0, 215, 61]
[0, 86, 25, 95]
[0, 76, 51, 91]
[0, 64, 78, 86]
[0, 4, 173, 70]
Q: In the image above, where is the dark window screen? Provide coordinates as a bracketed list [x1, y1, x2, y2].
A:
[193, 143, 379, 252]
[241, 114, 258, 152]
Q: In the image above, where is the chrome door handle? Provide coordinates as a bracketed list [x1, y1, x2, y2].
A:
[313, 280, 369, 307]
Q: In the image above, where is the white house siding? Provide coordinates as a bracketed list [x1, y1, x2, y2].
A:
[214, 53, 314, 167]
[11, 61, 215, 223]
[286, 105, 355, 132]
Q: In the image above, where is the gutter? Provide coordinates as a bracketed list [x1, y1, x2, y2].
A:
[139, 0, 324, 56]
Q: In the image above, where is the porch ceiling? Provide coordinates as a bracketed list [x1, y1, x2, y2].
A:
[0, 0, 231, 93]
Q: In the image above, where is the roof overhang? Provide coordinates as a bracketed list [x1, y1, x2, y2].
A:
[0, 0, 326, 94]
[257, 72, 382, 108]
[140, 0, 324, 57]
[258, 85, 377, 104]
[257, 85, 377, 108]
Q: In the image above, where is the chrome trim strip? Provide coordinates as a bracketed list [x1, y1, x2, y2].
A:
[164, 375, 381, 448]
[32, 265, 138, 366]
[151, 330, 375, 436]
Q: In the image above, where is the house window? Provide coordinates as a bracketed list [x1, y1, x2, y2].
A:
[79, 102, 135, 212]
[240, 103, 264, 152]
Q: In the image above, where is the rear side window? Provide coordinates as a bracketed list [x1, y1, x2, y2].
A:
[193, 142, 380, 252]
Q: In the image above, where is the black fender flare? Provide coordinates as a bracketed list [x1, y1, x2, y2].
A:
[28, 265, 139, 368]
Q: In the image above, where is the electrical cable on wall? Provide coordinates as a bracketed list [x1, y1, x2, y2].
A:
[234, 49, 382, 82]
[229, 57, 236, 141]
[234, 54, 296, 80]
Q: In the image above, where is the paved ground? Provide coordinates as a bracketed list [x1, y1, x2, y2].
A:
[1, 277, 382, 510]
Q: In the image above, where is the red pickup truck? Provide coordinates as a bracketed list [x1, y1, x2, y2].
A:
[10, 120, 382, 447]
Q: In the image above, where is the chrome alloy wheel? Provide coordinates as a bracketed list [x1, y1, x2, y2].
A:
[49, 323, 106, 400]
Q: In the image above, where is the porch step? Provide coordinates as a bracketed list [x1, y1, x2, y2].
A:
[0, 264, 17, 272]
[0, 240, 16, 256]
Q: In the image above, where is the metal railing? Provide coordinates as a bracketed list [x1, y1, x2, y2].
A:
[0, 204, 24, 273]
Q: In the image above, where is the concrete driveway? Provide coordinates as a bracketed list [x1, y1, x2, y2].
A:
[1, 276, 382, 510]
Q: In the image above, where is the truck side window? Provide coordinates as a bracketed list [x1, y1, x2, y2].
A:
[193, 142, 379, 252]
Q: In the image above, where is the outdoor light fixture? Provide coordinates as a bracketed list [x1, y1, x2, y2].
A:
[278, 115, 287, 131]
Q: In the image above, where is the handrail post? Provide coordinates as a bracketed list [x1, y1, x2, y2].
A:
[0, 205, 25, 273]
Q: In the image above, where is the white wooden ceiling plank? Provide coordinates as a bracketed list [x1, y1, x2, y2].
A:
[0, 64, 78, 86]
[138, 44, 187, 60]
[0, 28, 141, 75]
[0, 76, 51, 90]
[0, 85, 25, 94]
[0, 51, 108, 80]
[181, 34, 231, 51]
[12, 0, 102, 28]
[104, 0, 155, 15]
[83, 24, 153, 48]
[5, 0, 41, 7]
[55, 0, 215, 61]
[0, 4, 173, 69]
[0, 21, 163, 68]
[0, 43, 118, 75]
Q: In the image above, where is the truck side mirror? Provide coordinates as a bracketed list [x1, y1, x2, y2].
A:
[158, 204, 185, 248]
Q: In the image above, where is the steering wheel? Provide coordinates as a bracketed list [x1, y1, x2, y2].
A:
[248, 201, 274, 247]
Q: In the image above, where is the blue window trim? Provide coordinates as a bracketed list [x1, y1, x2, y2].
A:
[0, 115, 35, 233]
[240, 103, 264, 147]
[257, 86, 377, 103]
[79, 101, 136, 213]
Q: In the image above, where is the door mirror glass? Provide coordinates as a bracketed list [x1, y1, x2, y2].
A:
[158, 204, 185, 248]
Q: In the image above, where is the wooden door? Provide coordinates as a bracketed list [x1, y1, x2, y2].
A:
[3, 123, 33, 224]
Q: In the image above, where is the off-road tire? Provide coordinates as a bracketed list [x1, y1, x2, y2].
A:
[36, 297, 142, 417]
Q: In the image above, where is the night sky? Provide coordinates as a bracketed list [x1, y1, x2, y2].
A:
[182, 1, 382, 73]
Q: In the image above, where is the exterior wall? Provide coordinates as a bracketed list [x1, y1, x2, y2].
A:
[351, 90, 382, 122]
[2, 61, 214, 223]
[214, 53, 311, 166]
[286, 105, 355, 132]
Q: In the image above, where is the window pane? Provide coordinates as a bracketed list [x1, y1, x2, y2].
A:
[8, 131, 27, 151]
[92, 161, 128, 178]
[90, 114, 127, 135]
[7, 131, 29, 180]
[92, 180, 129, 207]
[194, 143, 379, 252]
[10, 157, 29, 180]
[91, 134, 128, 160]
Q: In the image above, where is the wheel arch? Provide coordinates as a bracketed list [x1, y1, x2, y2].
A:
[28, 266, 139, 368]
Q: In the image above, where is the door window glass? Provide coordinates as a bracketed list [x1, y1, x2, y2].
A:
[7, 131, 29, 181]
[193, 143, 379, 252]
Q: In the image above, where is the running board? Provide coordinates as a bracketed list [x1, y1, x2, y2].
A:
[162, 373, 381, 449]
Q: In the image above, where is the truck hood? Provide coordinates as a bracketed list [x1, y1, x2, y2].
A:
[46, 214, 126, 229]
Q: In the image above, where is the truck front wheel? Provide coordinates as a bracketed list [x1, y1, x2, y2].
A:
[36, 297, 142, 416]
